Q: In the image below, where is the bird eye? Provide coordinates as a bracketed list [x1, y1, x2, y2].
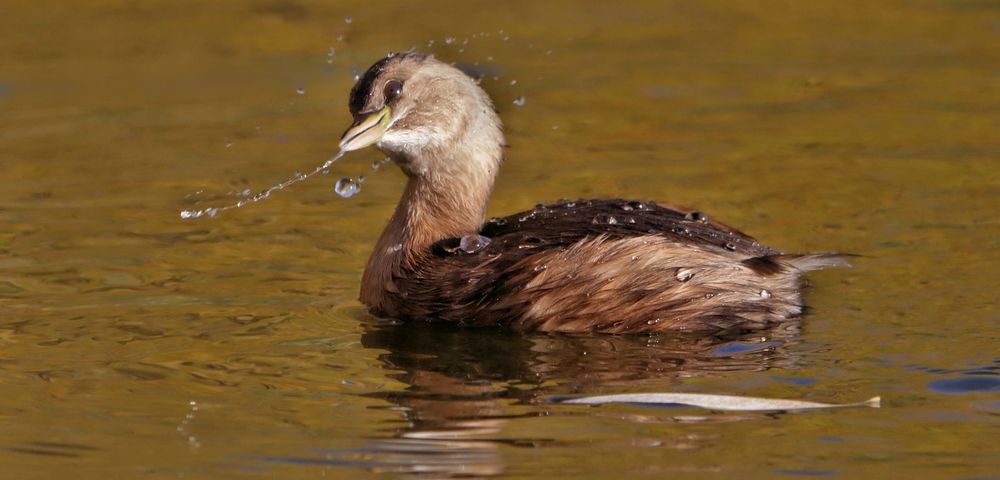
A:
[383, 79, 403, 102]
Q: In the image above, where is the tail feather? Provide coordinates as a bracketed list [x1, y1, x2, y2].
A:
[742, 253, 856, 275]
[781, 253, 857, 272]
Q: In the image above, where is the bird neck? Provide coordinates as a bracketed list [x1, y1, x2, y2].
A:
[361, 141, 501, 310]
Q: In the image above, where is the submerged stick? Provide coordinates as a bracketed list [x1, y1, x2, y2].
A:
[555, 393, 881, 411]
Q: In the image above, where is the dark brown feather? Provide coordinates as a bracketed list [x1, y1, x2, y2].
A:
[371, 199, 843, 333]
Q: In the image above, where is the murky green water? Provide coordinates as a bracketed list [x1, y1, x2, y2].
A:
[2, 1, 997, 478]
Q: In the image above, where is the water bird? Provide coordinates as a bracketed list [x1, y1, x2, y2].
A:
[338, 52, 849, 334]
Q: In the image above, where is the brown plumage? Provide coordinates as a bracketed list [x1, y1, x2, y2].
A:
[338, 52, 850, 334]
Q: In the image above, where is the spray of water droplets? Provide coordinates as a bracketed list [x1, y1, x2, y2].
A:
[179, 150, 347, 219]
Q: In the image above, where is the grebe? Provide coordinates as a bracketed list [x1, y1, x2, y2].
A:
[338, 52, 848, 334]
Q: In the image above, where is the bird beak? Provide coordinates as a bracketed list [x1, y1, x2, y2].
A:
[339, 106, 391, 152]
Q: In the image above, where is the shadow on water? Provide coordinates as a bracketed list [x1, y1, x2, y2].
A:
[252, 320, 804, 477]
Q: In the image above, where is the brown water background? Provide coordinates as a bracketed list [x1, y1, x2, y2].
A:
[1, 1, 997, 478]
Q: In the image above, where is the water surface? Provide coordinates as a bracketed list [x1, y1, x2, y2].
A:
[1, 1, 997, 478]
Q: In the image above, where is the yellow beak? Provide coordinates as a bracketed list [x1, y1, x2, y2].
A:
[339, 106, 391, 152]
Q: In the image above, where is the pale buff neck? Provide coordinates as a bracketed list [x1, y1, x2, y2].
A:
[360, 141, 500, 310]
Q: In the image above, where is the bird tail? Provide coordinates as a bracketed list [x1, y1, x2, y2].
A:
[781, 253, 857, 272]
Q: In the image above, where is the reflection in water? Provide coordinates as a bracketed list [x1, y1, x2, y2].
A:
[262, 322, 802, 477]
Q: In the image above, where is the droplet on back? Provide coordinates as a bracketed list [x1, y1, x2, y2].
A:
[592, 214, 618, 225]
[676, 269, 694, 282]
[685, 211, 710, 223]
[458, 234, 491, 254]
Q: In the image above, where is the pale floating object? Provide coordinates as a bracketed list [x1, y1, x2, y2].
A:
[556, 393, 881, 411]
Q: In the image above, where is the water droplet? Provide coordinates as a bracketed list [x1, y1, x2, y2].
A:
[334, 178, 360, 198]
[592, 214, 618, 225]
[630, 255, 639, 261]
[488, 217, 507, 226]
[519, 213, 535, 222]
[564, 201, 576, 208]
[533, 264, 548, 272]
[628, 201, 647, 210]
[458, 234, 491, 254]
[444, 36, 455, 45]
[370, 157, 391, 172]
[513, 96, 526, 107]
[759, 289, 772, 299]
[518, 236, 545, 249]
[296, 86, 305, 95]
[685, 211, 710, 223]
[327, 47, 336, 57]
[387, 243, 403, 254]
[723, 242, 737, 251]
[647, 318, 661, 325]
[344, 16, 353, 24]
[676, 269, 694, 282]
[225, 142, 233, 148]
[180, 210, 197, 219]
[509, 79, 517, 85]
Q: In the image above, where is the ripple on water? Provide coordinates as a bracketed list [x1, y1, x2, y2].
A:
[711, 340, 783, 356]
[770, 376, 818, 386]
[926, 376, 1000, 394]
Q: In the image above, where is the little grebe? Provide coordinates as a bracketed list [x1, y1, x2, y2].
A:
[338, 52, 848, 334]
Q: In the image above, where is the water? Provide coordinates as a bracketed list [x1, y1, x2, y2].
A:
[1, 1, 998, 479]
[180, 151, 346, 219]
[334, 177, 361, 198]
[458, 233, 491, 254]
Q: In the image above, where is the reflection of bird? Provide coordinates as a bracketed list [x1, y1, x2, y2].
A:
[339, 52, 849, 333]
